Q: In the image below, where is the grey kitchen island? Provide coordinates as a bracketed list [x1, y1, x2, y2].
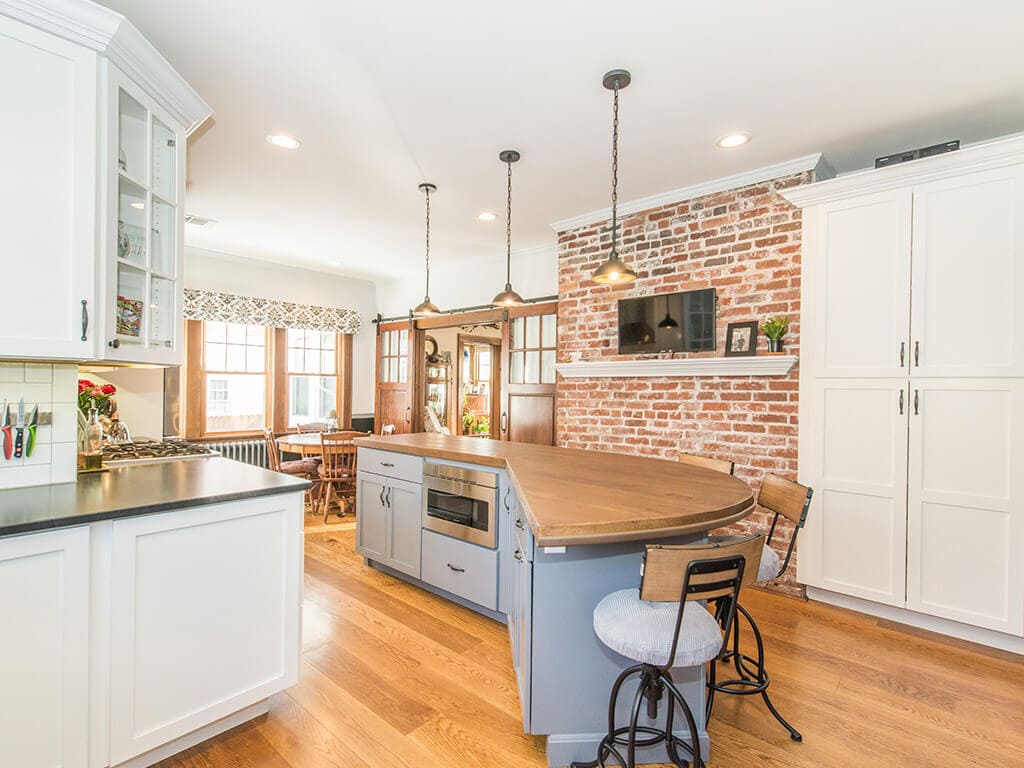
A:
[353, 433, 755, 766]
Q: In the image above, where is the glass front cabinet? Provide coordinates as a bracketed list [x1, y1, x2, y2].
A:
[100, 65, 189, 364]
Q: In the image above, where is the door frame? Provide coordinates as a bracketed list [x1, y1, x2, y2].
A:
[456, 332, 503, 438]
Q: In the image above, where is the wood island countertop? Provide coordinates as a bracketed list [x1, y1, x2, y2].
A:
[354, 434, 755, 546]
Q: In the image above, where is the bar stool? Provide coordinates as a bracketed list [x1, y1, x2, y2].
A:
[708, 473, 813, 742]
[678, 451, 735, 476]
[572, 535, 764, 768]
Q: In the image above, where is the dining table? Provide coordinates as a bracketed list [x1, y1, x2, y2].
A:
[275, 432, 327, 457]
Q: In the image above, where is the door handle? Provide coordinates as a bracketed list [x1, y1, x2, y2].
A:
[898, 389, 904, 415]
[899, 342, 905, 367]
[80, 300, 89, 341]
[446, 563, 466, 573]
[913, 389, 919, 415]
[914, 341, 920, 367]
[500, 411, 508, 433]
[405, 406, 411, 423]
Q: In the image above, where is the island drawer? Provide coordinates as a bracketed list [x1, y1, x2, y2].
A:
[358, 448, 423, 484]
[421, 530, 498, 610]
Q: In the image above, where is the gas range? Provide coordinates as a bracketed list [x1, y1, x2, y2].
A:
[102, 440, 218, 467]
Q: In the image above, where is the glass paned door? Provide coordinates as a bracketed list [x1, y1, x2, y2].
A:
[509, 312, 557, 384]
[113, 81, 179, 354]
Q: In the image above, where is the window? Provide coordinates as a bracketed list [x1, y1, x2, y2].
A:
[509, 313, 556, 384]
[287, 329, 338, 427]
[184, 320, 352, 438]
[201, 321, 268, 433]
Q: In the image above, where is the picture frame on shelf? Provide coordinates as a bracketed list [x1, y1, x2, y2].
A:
[725, 321, 758, 357]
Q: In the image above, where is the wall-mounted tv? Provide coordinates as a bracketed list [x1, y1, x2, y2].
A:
[617, 288, 716, 354]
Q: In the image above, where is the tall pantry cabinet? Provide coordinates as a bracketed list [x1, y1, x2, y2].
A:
[784, 137, 1024, 647]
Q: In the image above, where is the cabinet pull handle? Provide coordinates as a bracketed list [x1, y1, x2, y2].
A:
[447, 563, 466, 573]
[913, 389, 919, 415]
[385, 487, 392, 507]
[500, 411, 508, 433]
[405, 406, 411, 423]
[379, 486, 385, 506]
[514, 549, 524, 562]
[381, 462, 394, 467]
[504, 487, 511, 511]
[899, 342, 905, 367]
[914, 341, 920, 367]
[898, 389, 904, 415]
[80, 300, 89, 341]
[515, 517, 525, 530]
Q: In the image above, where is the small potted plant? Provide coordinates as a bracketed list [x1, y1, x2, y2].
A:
[760, 316, 790, 354]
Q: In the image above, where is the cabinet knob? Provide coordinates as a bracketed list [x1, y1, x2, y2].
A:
[108, 339, 121, 349]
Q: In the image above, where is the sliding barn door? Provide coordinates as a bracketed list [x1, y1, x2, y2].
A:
[375, 321, 414, 434]
[500, 303, 558, 445]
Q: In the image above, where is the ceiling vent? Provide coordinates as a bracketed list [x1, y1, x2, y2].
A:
[184, 214, 217, 226]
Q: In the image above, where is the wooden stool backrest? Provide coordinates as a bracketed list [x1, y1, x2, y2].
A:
[757, 473, 814, 578]
[678, 452, 735, 476]
[264, 428, 282, 472]
[640, 534, 764, 602]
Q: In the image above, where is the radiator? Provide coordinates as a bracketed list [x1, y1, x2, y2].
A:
[205, 439, 268, 468]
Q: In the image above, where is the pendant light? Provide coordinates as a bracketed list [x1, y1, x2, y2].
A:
[492, 150, 526, 307]
[413, 182, 440, 316]
[591, 69, 638, 285]
[657, 295, 678, 329]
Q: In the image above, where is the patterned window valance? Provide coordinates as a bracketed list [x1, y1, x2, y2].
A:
[183, 289, 362, 334]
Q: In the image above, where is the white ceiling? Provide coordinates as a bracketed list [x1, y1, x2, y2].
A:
[99, 0, 1024, 284]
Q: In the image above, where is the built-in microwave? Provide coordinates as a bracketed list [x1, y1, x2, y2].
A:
[422, 462, 498, 549]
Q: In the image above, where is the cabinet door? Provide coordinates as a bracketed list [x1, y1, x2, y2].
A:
[798, 379, 909, 606]
[108, 495, 303, 763]
[99, 64, 187, 365]
[356, 472, 388, 561]
[499, 483, 515, 615]
[0, 526, 89, 768]
[801, 191, 912, 378]
[514, 548, 533, 731]
[906, 380, 1024, 635]
[386, 477, 423, 578]
[0, 18, 97, 360]
[911, 165, 1024, 377]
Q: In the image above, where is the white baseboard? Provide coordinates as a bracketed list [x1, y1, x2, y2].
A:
[806, 587, 1024, 655]
[112, 699, 269, 768]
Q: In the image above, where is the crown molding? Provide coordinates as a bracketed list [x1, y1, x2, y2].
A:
[781, 132, 1024, 209]
[556, 355, 798, 378]
[549, 154, 831, 233]
[0, 0, 212, 134]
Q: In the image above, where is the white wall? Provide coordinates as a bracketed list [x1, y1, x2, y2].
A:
[185, 247, 379, 415]
[376, 244, 558, 318]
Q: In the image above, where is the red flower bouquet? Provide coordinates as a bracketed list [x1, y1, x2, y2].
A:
[78, 378, 117, 416]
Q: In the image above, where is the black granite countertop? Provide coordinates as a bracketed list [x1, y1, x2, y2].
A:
[0, 458, 310, 537]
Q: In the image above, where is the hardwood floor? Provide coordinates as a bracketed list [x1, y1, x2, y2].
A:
[156, 517, 1024, 768]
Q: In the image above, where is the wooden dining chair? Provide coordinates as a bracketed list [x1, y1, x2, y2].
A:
[317, 431, 367, 522]
[264, 428, 320, 509]
[678, 451, 735, 476]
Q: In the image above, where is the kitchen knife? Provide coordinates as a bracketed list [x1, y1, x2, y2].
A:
[0, 401, 10, 460]
[13, 398, 25, 459]
[25, 404, 38, 458]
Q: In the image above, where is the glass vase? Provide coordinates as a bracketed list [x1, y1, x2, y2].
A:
[85, 408, 104, 455]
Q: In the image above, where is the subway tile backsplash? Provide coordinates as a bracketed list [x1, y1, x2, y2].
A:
[0, 362, 78, 489]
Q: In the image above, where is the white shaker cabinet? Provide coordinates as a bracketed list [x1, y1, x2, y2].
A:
[0, 526, 90, 768]
[0, 1, 210, 365]
[108, 497, 303, 764]
[786, 136, 1024, 648]
[0, 17, 98, 360]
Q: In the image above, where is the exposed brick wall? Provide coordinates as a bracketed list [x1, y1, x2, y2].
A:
[556, 171, 811, 596]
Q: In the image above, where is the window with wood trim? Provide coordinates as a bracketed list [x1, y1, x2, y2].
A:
[184, 320, 352, 438]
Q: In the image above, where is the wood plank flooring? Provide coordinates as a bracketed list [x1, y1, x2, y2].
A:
[155, 517, 1024, 768]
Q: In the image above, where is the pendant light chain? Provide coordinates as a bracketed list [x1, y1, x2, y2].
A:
[423, 185, 431, 298]
[505, 159, 513, 285]
[610, 77, 620, 255]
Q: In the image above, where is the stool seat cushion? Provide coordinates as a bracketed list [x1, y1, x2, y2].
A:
[758, 544, 781, 582]
[593, 589, 723, 668]
[279, 458, 319, 476]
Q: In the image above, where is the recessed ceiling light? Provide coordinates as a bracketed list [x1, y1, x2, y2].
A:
[266, 134, 301, 150]
[130, 202, 145, 209]
[716, 132, 751, 149]
[478, 211, 496, 221]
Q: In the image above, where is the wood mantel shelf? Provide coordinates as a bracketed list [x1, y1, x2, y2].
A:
[555, 355, 798, 378]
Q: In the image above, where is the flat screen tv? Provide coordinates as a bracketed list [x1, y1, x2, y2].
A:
[617, 288, 716, 354]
